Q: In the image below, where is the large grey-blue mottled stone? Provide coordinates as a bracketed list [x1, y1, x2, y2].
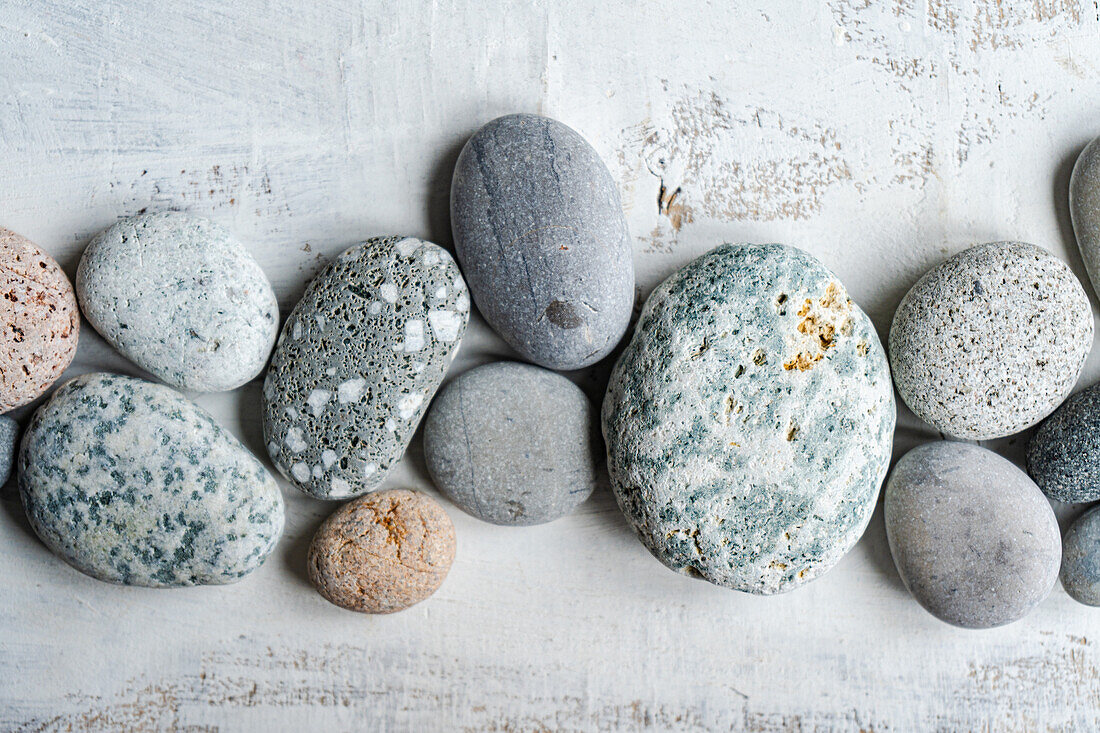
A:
[1061, 505, 1100, 606]
[19, 373, 284, 587]
[885, 441, 1061, 628]
[0, 415, 17, 485]
[77, 212, 279, 392]
[1071, 135, 1100, 300]
[450, 113, 634, 370]
[889, 241, 1093, 440]
[263, 236, 469, 500]
[1027, 382, 1100, 503]
[423, 361, 599, 525]
[603, 243, 895, 594]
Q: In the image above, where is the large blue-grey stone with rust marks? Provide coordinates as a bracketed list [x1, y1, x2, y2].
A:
[450, 113, 634, 370]
[19, 372, 284, 587]
[263, 236, 469, 500]
[602, 243, 895, 595]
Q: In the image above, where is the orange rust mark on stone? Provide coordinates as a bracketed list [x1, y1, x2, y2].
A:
[783, 282, 853, 372]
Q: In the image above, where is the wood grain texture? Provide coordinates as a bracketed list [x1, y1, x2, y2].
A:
[3, 0, 1100, 729]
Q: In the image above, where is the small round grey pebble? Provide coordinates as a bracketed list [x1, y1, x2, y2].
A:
[1070, 135, 1100, 299]
[1027, 382, 1100, 503]
[77, 212, 279, 392]
[263, 236, 469, 500]
[889, 241, 1093, 440]
[0, 415, 17, 486]
[603, 243, 895, 594]
[450, 113, 634, 371]
[885, 441, 1061, 629]
[423, 361, 599, 525]
[1061, 505, 1100, 606]
[19, 373, 284, 587]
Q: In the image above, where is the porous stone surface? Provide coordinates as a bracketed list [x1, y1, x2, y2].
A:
[1027, 382, 1100, 503]
[0, 415, 17, 486]
[423, 361, 599, 525]
[307, 488, 456, 613]
[1061, 505, 1100, 606]
[602, 243, 895, 595]
[1071, 135, 1100, 299]
[76, 212, 279, 392]
[263, 236, 469, 500]
[885, 441, 1061, 629]
[450, 113, 634, 370]
[19, 373, 284, 587]
[889, 241, 1092, 440]
[0, 228, 79, 411]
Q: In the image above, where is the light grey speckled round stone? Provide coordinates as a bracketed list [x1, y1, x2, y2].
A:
[1027, 382, 1100, 503]
[423, 361, 599, 525]
[889, 241, 1093, 440]
[263, 236, 469, 500]
[0, 415, 17, 486]
[1061, 505, 1100, 606]
[885, 441, 1061, 629]
[603, 243, 895, 595]
[77, 212, 279, 392]
[451, 113, 634, 371]
[1071, 135, 1100, 300]
[19, 373, 284, 587]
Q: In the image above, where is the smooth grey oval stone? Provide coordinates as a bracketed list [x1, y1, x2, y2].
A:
[603, 243, 895, 595]
[19, 373, 284, 587]
[423, 361, 599, 525]
[263, 236, 469, 500]
[1027, 382, 1100, 503]
[77, 212, 279, 392]
[889, 241, 1092, 440]
[1061, 505, 1100, 606]
[885, 441, 1060, 628]
[0, 415, 17, 486]
[450, 113, 634, 370]
[1071, 136, 1100, 299]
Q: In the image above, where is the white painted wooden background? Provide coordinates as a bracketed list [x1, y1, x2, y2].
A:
[2, 0, 1100, 729]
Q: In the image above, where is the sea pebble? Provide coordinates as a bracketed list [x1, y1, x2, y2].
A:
[1027, 382, 1100, 503]
[76, 212, 279, 392]
[1070, 135, 1100, 299]
[450, 113, 634, 370]
[263, 236, 468, 500]
[0, 415, 17, 486]
[19, 373, 284, 587]
[0, 228, 79, 411]
[885, 441, 1061, 628]
[889, 241, 1092, 440]
[603, 243, 895, 594]
[423, 361, 600, 525]
[307, 488, 455, 613]
[1061, 505, 1100, 606]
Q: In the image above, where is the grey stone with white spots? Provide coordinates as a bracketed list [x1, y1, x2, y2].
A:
[603, 243, 895, 595]
[423, 361, 600, 526]
[76, 212, 279, 392]
[0, 415, 17, 486]
[450, 113, 634, 371]
[885, 441, 1061, 628]
[1061, 505, 1100, 606]
[19, 372, 284, 587]
[263, 236, 469, 500]
[1071, 135, 1100, 300]
[889, 241, 1093, 440]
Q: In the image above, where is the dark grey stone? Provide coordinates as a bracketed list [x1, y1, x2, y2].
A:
[1071, 135, 1100, 299]
[263, 236, 469, 500]
[1061, 505, 1100, 606]
[1028, 382, 1100, 503]
[885, 441, 1061, 629]
[19, 373, 284, 587]
[603, 243, 895, 594]
[450, 113, 634, 370]
[423, 361, 599, 526]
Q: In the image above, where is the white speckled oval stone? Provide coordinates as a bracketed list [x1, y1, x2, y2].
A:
[19, 373, 284, 587]
[1071, 135, 1100, 299]
[603, 243, 895, 595]
[885, 441, 1060, 628]
[263, 236, 469, 500]
[889, 242, 1093, 440]
[76, 212, 279, 392]
[451, 113, 634, 370]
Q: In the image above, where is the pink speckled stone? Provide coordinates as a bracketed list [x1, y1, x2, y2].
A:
[0, 229, 79, 411]
[307, 488, 456, 614]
